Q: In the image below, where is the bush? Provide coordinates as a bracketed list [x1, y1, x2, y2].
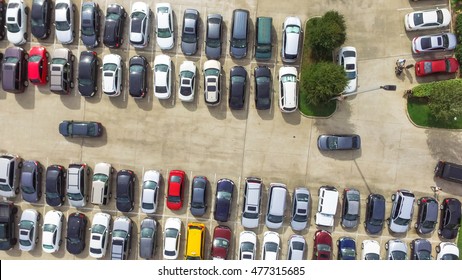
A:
[455, 44, 462, 65]
[412, 79, 462, 97]
[456, 14, 462, 42]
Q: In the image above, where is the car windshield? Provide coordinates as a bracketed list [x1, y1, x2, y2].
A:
[141, 227, 154, 238]
[7, 23, 20, 33]
[293, 213, 307, 222]
[182, 32, 196, 43]
[82, 24, 95, 36]
[391, 251, 406, 260]
[317, 244, 331, 252]
[370, 218, 383, 226]
[205, 68, 219, 76]
[256, 76, 270, 85]
[158, 28, 172, 38]
[281, 74, 296, 83]
[264, 242, 278, 253]
[43, 224, 56, 233]
[243, 211, 258, 219]
[267, 214, 283, 223]
[142, 202, 154, 210]
[22, 185, 35, 194]
[130, 64, 144, 73]
[441, 254, 458, 260]
[422, 220, 436, 228]
[31, 15, 44, 26]
[56, 20, 71, 31]
[112, 229, 127, 239]
[217, 191, 231, 200]
[395, 217, 410, 226]
[170, 176, 182, 183]
[206, 38, 220, 48]
[213, 238, 229, 249]
[231, 76, 245, 84]
[155, 64, 169, 72]
[107, 12, 120, 20]
[241, 241, 254, 252]
[365, 253, 380, 260]
[286, 25, 300, 34]
[181, 71, 194, 79]
[93, 173, 108, 182]
[167, 195, 180, 203]
[103, 63, 117, 71]
[436, 10, 443, 24]
[442, 34, 449, 48]
[92, 224, 106, 234]
[5, 57, 19, 64]
[413, 13, 423, 26]
[346, 70, 356, 80]
[231, 39, 247, 48]
[417, 250, 431, 260]
[52, 58, 67, 66]
[341, 248, 356, 258]
[143, 180, 158, 190]
[20, 220, 34, 231]
[0, 184, 11, 192]
[67, 192, 83, 201]
[292, 241, 304, 251]
[165, 228, 178, 239]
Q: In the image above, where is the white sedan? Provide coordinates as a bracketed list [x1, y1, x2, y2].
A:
[141, 170, 161, 214]
[55, 0, 75, 44]
[42, 210, 63, 254]
[129, 2, 151, 48]
[338, 46, 357, 94]
[102, 54, 123, 97]
[412, 33, 457, 54]
[278, 66, 298, 113]
[261, 231, 280, 260]
[404, 8, 451, 31]
[178, 61, 197, 102]
[239, 231, 256, 260]
[6, 0, 28, 45]
[361, 240, 381, 260]
[203, 60, 222, 106]
[18, 209, 39, 252]
[163, 218, 181, 260]
[287, 234, 306, 260]
[155, 3, 174, 50]
[89, 212, 111, 259]
[154, 54, 172, 99]
[436, 242, 459, 260]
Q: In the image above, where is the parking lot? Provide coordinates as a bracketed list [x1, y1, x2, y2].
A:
[1, 0, 462, 260]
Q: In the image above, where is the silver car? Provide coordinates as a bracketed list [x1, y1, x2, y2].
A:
[287, 234, 306, 260]
[139, 218, 157, 259]
[111, 216, 132, 260]
[341, 188, 360, 228]
[385, 239, 407, 260]
[317, 134, 361, 151]
[290, 187, 310, 231]
[412, 32, 457, 54]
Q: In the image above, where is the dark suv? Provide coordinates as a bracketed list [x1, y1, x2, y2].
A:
[0, 201, 17, 250]
[438, 198, 461, 239]
[31, 0, 52, 39]
[66, 212, 87, 254]
[116, 170, 136, 212]
[2, 47, 28, 93]
[435, 161, 462, 184]
[45, 164, 66, 207]
[80, 2, 100, 48]
[364, 193, 385, 234]
[415, 197, 438, 234]
[103, 4, 126, 48]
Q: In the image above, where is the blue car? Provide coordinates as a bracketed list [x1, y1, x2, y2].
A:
[337, 237, 356, 260]
[214, 178, 235, 222]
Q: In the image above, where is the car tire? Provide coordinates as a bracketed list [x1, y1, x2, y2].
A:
[18, 161, 23, 168]
[24, 53, 28, 60]
[414, 223, 418, 229]
[46, 76, 49, 82]
[59, 239, 62, 246]
[24, 32, 28, 40]
[15, 188, 20, 195]
[72, 4, 75, 12]
[391, 194, 396, 201]
[37, 212, 41, 222]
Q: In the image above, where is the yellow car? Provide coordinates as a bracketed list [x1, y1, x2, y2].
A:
[185, 222, 205, 260]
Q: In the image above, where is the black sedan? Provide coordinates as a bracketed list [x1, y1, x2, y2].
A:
[116, 170, 136, 212]
[317, 134, 361, 151]
[20, 160, 42, 203]
[364, 193, 386, 234]
[59, 120, 102, 137]
[129, 55, 148, 98]
[410, 238, 432, 260]
[254, 66, 272, 110]
[438, 198, 461, 239]
[31, 0, 52, 39]
[103, 4, 126, 48]
[66, 212, 87, 255]
[214, 178, 234, 222]
[229, 66, 247, 110]
[45, 165, 66, 207]
[78, 51, 98, 97]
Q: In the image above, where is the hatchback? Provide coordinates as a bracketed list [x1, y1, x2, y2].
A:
[103, 4, 126, 48]
[205, 14, 222, 59]
[155, 3, 174, 50]
[364, 193, 386, 234]
[410, 238, 432, 260]
[404, 8, 451, 31]
[163, 217, 181, 260]
[6, 0, 27, 45]
[281, 16, 301, 63]
[153, 54, 172, 99]
[89, 212, 111, 259]
[203, 60, 222, 106]
[287, 235, 306, 260]
[80, 2, 100, 48]
[42, 210, 63, 254]
[412, 33, 457, 53]
[181, 9, 199, 56]
[166, 170, 186, 210]
[139, 217, 157, 259]
[261, 231, 280, 260]
[313, 230, 332, 260]
[111, 216, 132, 260]
[438, 198, 461, 239]
[388, 189, 415, 233]
[78, 51, 98, 97]
[54, 0, 75, 44]
[102, 54, 123, 97]
[140, 170, 161, 214]
[20, 160, 42, 203]
[278, 66, 298, 113]
[242, 177, 262, 229]
[31, 0, 52, 39]
[214, 178, 234, 222]
[129, 2, 151, 48]
[66, 212, 87, 255]
[254, 66, 272, 110]
[190, 176, 208, 216]
[45, 164, 66, 207]
[211, 225, 231, 260]
[290, 187, 310, 231]
[28, 46, 48, 85]
[18, 209, 39, 252]
[2, 46, 28, 93]
[337, 237, 356, 260]
[317, 134, 361, 151]
[178, 61, 196, 102]
[415, 197, 438, 234]
[229, 66, 247, 110]
[116, 170, 136, 212]
[239, 231, 256, 260]
[266, 183, 287, 229]
[385, 239, 407, 260]
[341, 188, 360, 228]
[59, 120, 102, 137]
[49, 48, 75, 94]
[129, 55, 148, 98]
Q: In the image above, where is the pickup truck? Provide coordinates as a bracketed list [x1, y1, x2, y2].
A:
[0, 201, 18, 250]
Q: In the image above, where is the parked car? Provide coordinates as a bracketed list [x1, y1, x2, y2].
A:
[404, 8, 451, 31]
[54, 0, 75, 44]
[67, 163, 90, 208]
[111, 216, 132, 260]
[31, 0, 52, 39]
[415, 197, 438, 234]
[0, 1, 5, 40]
[80, 2, 100, 48]
[410, 238, 432, 260]
[229, 9, 249, 58]
[42, 210, 63, 253]
[66, 212, 87, 255]
[436, 242, 459, 260]
[184, 222, 205, 260]
[166, 170, 186, 210]
[2, 46, 28, 93]
[341, 188, 360, 228]
[6, 0, 27, 45]
[287, 235, 306, 260]
[153, 54, 172, 99]
[313, 230, 332, 260]
[0, 201, 17, 250]
[28, 46, 48, 85]
[229, 66, 247, 110]
[290, 187, 310, 231]
[364, 193, 386, 234]
[385, 239, 407, 260]
[155, 3, 174, 50]
[266, 183, 287, 229]
[211, 225, 231, 260]
[415, 58, 459, 77]
[278, 66, 298, 113]
[337, 237, 356, 260]
[18, 209, 39, 251]
[102, 54, 123, 97]
[338, 46, 357, 93]
[205, 14, 222, 59]
[20, 160, 42, 203]
[261, 231, 280, 260]
[129, 55, 148, 98]
[214, 178, 234, 222]
[438, 198, 461, 239]
[129, 2, 151, 48]
[181, 9, 199, 55]
[178, 61, 197, 102]
[78, 50, 98, 97]
[91, 162, 113, 206]
[317, 134, 361, 151]
[388, 189, 415, 233]
[59, 120, 102, 137]
[139, 217, 157, 259]
[434, 160, 462, 184]
[89, 212, 111, 259]
[203, 60, 222, 106]
[103, 4, 126, 48]
[49, 48, 75, 94]
[45, 164, 66, 207]
[140, 170, 161, 214]
[163, 217, 181, 260]
[190, 176, 208, 216]
[412, 33, 457, 53]
[281, 16, 302, 63]
[0, 154, 22, 198]
[242, 177, 262, 228]
[116, 170, 136, 212]
[254, 66, 272, 110]
[315, 186, 338, 227]
[239, 231, 256, 260]
[361, 240, 380, 260]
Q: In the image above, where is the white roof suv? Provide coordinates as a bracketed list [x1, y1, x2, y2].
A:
[6, 0, 28, 45]
[0, 154, 22, 198]
[388, 189, 415, 233]
[241, 177, 262, 229]
[315, 186, 338, 227]
[67, 163, 90, 208]
[265, 183, 287, 229]
[278, 66, 298, 113]
[102, 54, 123, 97]
[129, 2, 151, 48]
[54, 0, 75, 44]
[155, 3, 174, 50]
[89, 212, 111, 258]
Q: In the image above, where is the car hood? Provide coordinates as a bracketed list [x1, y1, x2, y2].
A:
[206, 45, 221, 60]
[56, 30, 73, 44]
[181, 42, 197, 55]
[241, 216, 259, 228]
[230, 45, 247, 59]
[31, 25, 47, 39]
[82, 34, 98, 47]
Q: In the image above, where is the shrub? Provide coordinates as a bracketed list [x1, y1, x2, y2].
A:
[456, 14, 462, 41]
[455, 44, 462, 64]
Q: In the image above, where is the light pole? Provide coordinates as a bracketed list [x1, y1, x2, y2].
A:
[330, 85, 397, 101]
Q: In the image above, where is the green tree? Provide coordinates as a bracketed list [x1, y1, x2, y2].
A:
[428, 81, 462, 121]
[307, 11, 347, 60]
[300, 62, 348, 106]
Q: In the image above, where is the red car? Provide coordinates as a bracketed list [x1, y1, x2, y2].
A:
[211, 225, 232, 260]
[313, 230, 332, 260]
[28, 46, 49, 85]
[415, 58, 459, 77]
[166, 170, 186, 210]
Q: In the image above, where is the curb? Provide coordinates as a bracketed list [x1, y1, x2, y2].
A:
[405, 100, 462, 131]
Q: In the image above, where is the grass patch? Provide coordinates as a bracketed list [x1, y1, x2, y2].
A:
[407, 98, 462, 129]
[458, 226, 462, 260]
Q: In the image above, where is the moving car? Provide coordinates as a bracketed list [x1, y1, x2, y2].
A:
[28, 46, 48, 85]
[190, 176, 208, 216]
[203, 60, 222, 106]
[338, 46, 357, 93]
[261, 231, 280, 260]
[266, 183, 287, 229]
[166, 170, 186, 210]
[31, 0, 52, 39]
[404, 8, 451, 31]
[214, 178, 234, 222]
[415, 58, 459, 76]
[211, 225, 231, 260]
[254, 66, 272, 110]
[281, 16, 302, 63]
[242, 177, 262, 229]
[42, 210, 63, 254]
[78, 51, 98, 97]
[54, 0, 75, 44]
[45, 164, 66, 207]
[59, 120, 102, 137]
[315, 186, 338, 227]
[129, 55, 148, 98]
[89, 212, 111, 259]
[412, 33, 457, 53]
[111, 216, 132, 260]
[229, 66, 247, 110]
[388, 189, 415, 233]
[438, 198, 461, 239]
[2, 46, 28, 93]
[116, 170, 136, 212]
[291, 187, 310, 231]
[153, 54, 172, 99]
[278, 66, 298, 113]
[163, 217, 181, 260]
[103, 4, 126, 48]
[313, 230, 332, 260]
[66, 212, 87, 255]
[317, 134, 361, 151]
[20, 160, 42, 203]
[178, 61, 196, 102]
[361, 240, 380, 260]
[139, 217, 157, 259]
[337, 237, 356, 260]
[67, 163, 89, 208]
[239, 231, 256, 260]
[49, 48, 75, 94]
[91, 162, 113, 206]
[80, 2, 100, 48]
[287, 235, 306, 260]
[181, 9, 199, 55]
[385, 239, 407, 260]
[205, 14, 222, 59]
[364, 193, 386, 234]
[18, 209, 39, 252]
[140, 170, 161, 214]
[6, 0, 28, 45]
[436, 242, 459, 260]
[129, 2, 151, 48]
[415, 197, 438, 234]
[102, 54, 123, 97]
[155, 3, 174, 50]
[0, 201, 17, 250]
[341, 188, 360, 228]
[410, 238, 432, 260]
[0, 154, 22, 198]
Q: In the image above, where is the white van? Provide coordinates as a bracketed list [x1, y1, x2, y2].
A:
[241, 177, 262, 228]
[0, 154, 22, 198]
[315, 186, 338, 227]
[265, 183, 287, 229]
